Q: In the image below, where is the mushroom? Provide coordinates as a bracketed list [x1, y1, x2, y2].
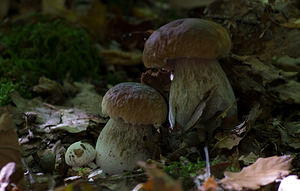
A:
[95, 82, 167, 174]
[143, 18, 237, 133]
[65, 141, 96, 167]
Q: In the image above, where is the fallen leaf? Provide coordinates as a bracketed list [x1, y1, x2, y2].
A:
[69, 82, 104, 117]
[0, 112, 14, 132]
[220, 155, 293, 190]
[11, 82, 105, 133]
[33, 77, 65, 104]
[274, 55, 300, 72]
[50, 108, 91, 133]
[239, 152, 259, 165]
[31, 106, 61, 130]
[197, 176, 218, 191]
[210, 162, 231, 179]
[0, 113, 24, 188]
[133, 161, 183, 191]
[232, 55, 286, 86]
[99, 49, 142, 66]
[278, 126, 300, 150]
[263, 29, 300, 58]
[213, 134, 243, 150]
[10, 91, 43, 112]
[33, 148, 56, 173]
[213, 103, 261, 150]
[269, 80, 300, 104]
[285, 121, 300, 138]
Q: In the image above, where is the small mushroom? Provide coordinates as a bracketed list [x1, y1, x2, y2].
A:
[65, 141, 96, 167]
[143, 18, 237, 132]
[95, 82, 167, 174]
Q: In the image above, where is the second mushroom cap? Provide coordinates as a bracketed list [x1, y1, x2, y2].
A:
[96, 82, 167, 174]
[102, 82, 167, 127]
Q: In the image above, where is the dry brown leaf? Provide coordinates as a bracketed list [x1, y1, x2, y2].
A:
[213, 134, 243, 150]
[232, 55, 284, 86]
[33, 76, 65, 104]
[197, 176, 218, 191]
[213, 103, 261, 150]
[0, 112, 14, 132]
[239, 152, 259, 165]
[0, 113, 24, 189]
[133, 161, 183, 191]
[99, 49, 142, 66]
[220, 155, 293, 191]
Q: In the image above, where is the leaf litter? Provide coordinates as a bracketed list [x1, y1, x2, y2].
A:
[0, 0, 300, 190]
[220, 155, 293, 190]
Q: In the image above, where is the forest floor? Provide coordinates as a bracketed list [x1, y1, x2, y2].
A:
[0, 0, 299, 191]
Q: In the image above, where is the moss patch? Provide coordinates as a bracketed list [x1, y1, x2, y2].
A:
[0, 17, 103, 85]
[0, 78, 30, 106]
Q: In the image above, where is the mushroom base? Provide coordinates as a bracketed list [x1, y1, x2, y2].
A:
[95, 118, 154, 174]
[169, 58, 237, 132]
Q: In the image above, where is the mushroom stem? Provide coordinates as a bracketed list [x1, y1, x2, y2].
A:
[169, 58, 237, 130]
[95, 118, 153, 174]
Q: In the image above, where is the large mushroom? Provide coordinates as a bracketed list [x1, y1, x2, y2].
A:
[143, 18, 237, 134]
[95, 82, 167, 174]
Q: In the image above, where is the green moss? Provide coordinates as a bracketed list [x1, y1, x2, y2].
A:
[163, 157, 206, 189]
[0, 78, 30, 106]
[0, 17, 103, 85]
[163, 157, 224, 189]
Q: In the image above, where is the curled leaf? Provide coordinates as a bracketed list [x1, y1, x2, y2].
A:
[220, 155, 293, 190]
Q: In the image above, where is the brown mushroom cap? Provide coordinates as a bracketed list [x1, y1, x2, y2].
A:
[143, 18, 231, 68]
[102, 82, 167, 126]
